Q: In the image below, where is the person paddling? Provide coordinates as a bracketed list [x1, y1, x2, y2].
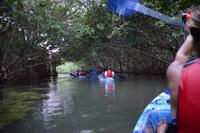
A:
[104, 68, 115, 78]
[158, 6, 200, 133]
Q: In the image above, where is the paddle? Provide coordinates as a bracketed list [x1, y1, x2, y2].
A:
[107, 0, 184, 29]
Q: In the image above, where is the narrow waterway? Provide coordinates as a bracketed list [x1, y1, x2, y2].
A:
[0, 74, 167, 133]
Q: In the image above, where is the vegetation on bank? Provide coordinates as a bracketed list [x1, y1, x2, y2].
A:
[56, 61, 86, 74]
[1, 0, 200, 81]
[0, 90, 48, 129]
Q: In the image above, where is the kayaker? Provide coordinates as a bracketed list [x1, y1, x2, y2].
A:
[79, 71, 88, 76]
[158, 6, 200, 133]
[104, 69, 115, 78]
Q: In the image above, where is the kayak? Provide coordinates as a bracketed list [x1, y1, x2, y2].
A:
[98, 75, 114, 82]
[133, 89, 171, 133]
[79, 75, 96, 79]
[132, 59, 198, 132]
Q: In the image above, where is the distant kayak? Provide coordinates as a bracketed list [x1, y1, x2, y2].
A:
[98, 75, 114, 82]
[133, 89, 171, 133]
[79, 75, 96, 79]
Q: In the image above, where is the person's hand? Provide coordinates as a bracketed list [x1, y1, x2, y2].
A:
[157, 119, 167, 133]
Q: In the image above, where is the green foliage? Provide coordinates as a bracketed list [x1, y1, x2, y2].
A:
[56, 61, 86, 73]
[0, 0, 199, 77]
[142, 0, 200, 16]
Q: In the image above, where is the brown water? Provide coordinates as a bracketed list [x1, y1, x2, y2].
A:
[0, 74, 167, 133]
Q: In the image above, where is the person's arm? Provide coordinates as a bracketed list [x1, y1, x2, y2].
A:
[112, 71, 115, 77]
[167, 34, 193, 118]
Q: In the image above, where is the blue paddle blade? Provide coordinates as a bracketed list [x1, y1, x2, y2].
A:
[107, 0, 140, 17]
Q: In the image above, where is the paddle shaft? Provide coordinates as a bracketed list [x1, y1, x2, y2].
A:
[124, 1, 184, 28]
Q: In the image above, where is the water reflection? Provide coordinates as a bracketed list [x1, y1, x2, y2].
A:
[0, 74, 167, 133]
[99, 80, 115, 96]
[104, 82, 115, 95]
[41, 77, 74, 130]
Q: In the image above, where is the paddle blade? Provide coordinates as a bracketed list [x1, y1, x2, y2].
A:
[107, 0, 140, 17]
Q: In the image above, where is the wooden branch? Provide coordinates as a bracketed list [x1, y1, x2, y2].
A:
[1, 53, 8, 69]
[25, 54, 43, 61]
[7, 62, 48, 76]
[132, 48, 169, 64]
[109, 43, 170, 64]
[4, 43, 27, 72]
[61, 8, 80, 20]
[1, 19, 12, 33]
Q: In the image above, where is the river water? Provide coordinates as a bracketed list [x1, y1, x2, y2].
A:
[0, 74, 167, 133]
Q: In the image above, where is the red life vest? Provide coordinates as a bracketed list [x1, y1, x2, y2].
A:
[178, 59, 200, 133]
[104, 70, 114, 77]
[79, 72, 87, 76]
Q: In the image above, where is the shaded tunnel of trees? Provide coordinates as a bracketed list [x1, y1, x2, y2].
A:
[0, 0, 199, 82]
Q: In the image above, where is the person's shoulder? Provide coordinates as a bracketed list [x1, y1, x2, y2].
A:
[184, 58, 198, 68]
[167, 61, 183, 73]
[167, 60, 184, 81]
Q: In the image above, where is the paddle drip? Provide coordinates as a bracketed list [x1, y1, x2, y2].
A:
[107, 0, 184, 28]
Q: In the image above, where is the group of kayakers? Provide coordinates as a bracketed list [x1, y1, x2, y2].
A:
[70, 69, 96, 77]
[69, 67, 116, 78]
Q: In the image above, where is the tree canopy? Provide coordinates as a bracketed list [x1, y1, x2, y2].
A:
[0, 0, 199, 81]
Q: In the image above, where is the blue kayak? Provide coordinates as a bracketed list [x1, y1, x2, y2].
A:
[133, 90, 171, 133]
[79, 75, 96, 79]
[98, 75, 114, 82]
